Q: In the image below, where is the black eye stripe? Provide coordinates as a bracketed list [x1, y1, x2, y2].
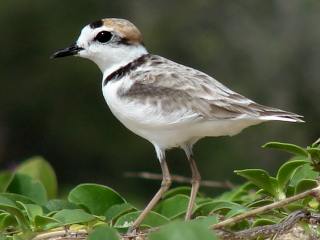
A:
[94, 31, 113, 43]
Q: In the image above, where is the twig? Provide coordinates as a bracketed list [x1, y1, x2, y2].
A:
[211, 185, 320, 230]
[124, 172, 235, 189]
[32, 227, 157, 240]
[216, 210, 310, 240]
[32, 229, 87, 240]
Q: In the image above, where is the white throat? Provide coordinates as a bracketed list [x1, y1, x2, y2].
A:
[95, 45, 148, 80]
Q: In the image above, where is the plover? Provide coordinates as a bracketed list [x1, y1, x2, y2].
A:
[52, 18, 303, 230]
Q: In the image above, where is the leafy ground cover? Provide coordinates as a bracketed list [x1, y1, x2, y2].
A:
[0, 139, 320, 240]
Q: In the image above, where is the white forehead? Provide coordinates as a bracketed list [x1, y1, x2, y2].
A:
[76, 25, 114, 47]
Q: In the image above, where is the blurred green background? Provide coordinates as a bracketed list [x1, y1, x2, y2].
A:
[0, 0, 319, 203]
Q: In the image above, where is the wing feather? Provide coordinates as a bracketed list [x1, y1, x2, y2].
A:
[120, 55, 303, 122]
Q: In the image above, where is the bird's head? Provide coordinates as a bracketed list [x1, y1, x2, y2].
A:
[51, 18, 148, 75]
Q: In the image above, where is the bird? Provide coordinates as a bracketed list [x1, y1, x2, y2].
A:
[52, 18, 303, 231]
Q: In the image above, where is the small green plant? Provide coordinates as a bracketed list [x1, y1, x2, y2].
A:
[0, 139, 319, 239]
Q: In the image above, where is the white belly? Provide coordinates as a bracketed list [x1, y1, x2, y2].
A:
[102, 80, 263, 149]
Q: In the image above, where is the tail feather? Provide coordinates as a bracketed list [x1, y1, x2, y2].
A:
[249, 103, 304, 123]
[260, 115, 304, 123]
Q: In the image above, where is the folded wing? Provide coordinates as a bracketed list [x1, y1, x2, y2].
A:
[121, 55, 303, 123]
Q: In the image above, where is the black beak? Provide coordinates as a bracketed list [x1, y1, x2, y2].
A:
[51, 43, 84, 59]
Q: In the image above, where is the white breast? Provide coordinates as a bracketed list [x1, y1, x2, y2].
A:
[102, 78, 188, 147]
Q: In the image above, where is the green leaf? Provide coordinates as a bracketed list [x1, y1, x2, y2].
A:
[88, 226, 120, 240]
[263, 142, 308, 157]
[194, 201, 247, 217]
[45, 199, 78, 212]
[286, 203, 305, 211]
[163, 187, 191, 199]
[0, 193, 35, 205]
[0, 196, 30, 230]
[235, 169, 276, 196]
[0, 213, 18, 231]
[193, 215, 219, 226]
[195, 198, 212, 206]
[149, 221, 218, 240]
[216, 182, 255, 202]
[285, 185, 295, 197]
[68, 184, 126, 216]
[276, 160, 309, 191]
[256, 189, 272, 196]
[0, 196, 21, 211]
[252, 218, 277, 227]
[0, 212, 9, 222]
[34, 215, 60, 230]
[269, 177, 284, 200]
[218, 183, 259, 205]
[295, 179, 318, 194]
[154, 194, 190, 219]
[7, 173, 47, 205]
[311, 138, 320, 148]
[225, 207, 248, 218]
[307, 198, 319, 209]
[231, 219, 250, 231]
[52, 209, 96, 225]
[16, 156, 58, 198]
[290, 164, 318, 186]
[0, 171, 14, 193]
[105, 203, 136, 222]
[16, 202, 43, 223]
[246, 199, 274, 208]
[114, 211, 169, 229]
[307, 147, 320, 170]
[307, 147, 320, 158]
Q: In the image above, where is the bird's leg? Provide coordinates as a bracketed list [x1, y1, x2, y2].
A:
[185, 152, 201, 220]
[129, 153, 171, 232]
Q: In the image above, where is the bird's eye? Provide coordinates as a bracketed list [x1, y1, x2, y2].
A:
[94, 31, 113, 43]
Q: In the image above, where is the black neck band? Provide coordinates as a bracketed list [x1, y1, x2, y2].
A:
[103, 54, 149, 86]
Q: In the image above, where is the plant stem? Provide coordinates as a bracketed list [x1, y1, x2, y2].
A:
[211, 185, 320, 229]
[124, 172, 235, 189]
[33, 229, 87, 240]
